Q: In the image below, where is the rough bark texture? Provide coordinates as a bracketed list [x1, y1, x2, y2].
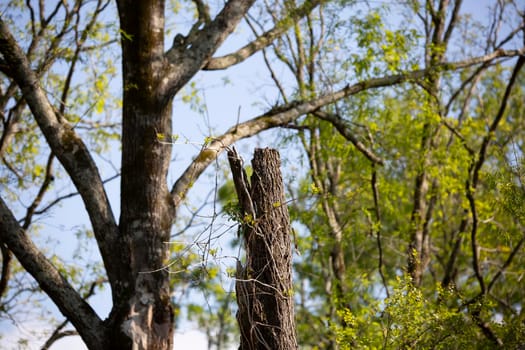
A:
[230, 148, 297, 350]
[110, 2, 175, 349]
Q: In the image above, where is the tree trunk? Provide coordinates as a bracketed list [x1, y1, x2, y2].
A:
[228, 148, 298, 350]
[108, 2, 175, 349]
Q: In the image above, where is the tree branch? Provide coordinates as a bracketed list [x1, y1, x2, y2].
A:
[0, 243, 12, 299]
[203, 0, 322, 70]
[313, 110, 384, 165]
[487, 235, 525, 293]
[41, 330, 78, 350]
[371, 165, 389, 297]
[163, 0, 256, 96]
[41, 276, 107, 350]
[0, 58, 11, 76]
[0, 197, 106, 349]
[0, 17, 120, 285]
[227, 146, 256, 220]
[467, 55, 525, 295]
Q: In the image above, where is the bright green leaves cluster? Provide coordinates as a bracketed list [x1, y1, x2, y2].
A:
[2, 118, 43, 189]
[349, 8, 420, 77]
[332, 275, 525, 349]
[333, 277, 473, 349]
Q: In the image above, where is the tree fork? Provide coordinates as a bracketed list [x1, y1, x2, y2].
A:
[228, 147, 298, 350]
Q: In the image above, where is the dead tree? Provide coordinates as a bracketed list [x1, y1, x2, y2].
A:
[228, 147, 297, 350]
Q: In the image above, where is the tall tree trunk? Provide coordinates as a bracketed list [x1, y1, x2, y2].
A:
[109, 1, 175, 349]
[228, 148, 297, 350]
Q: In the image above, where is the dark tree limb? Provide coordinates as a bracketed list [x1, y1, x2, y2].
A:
[467, 55, 525, 296]
[0, 243, 12, 299]
[162, 0, 257, 97]
[371, 165, 389, 297]
[0, 197, 106, 349]
[40, 277, 107, 350]
[227, 147, 256, 221]
[41, 330, 78, 350]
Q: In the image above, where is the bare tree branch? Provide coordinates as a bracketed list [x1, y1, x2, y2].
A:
[162, 0, 257, 96]
[41, 329, 78, 350]
[467, 55, 525, 295]
[40, 276, 107, 350]
[487, 235, 525, 293]
[204, 0, 323, 70]
[192, 0, 211, 25]
[22, 153, 55, 229]
[0, 243, 12, 299]
[371, 165, 389, 297]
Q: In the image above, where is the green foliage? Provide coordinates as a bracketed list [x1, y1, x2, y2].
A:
[383, 280, 470, 349]
[333, 276, 507, 349]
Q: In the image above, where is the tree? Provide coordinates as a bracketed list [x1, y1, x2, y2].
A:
[229, 148, 297, 350]
[0, 0, 524, 349]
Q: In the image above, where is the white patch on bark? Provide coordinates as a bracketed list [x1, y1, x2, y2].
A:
[150, 14, 163, 34]
[122, 290, 155, 350]
[122, 303, 150, 350]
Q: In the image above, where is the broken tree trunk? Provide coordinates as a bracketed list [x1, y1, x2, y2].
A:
[228, 147, 297, 350]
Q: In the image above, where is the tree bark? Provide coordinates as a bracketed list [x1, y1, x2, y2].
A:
[108, 2, 174, 349]
[229, 148, 297, 350]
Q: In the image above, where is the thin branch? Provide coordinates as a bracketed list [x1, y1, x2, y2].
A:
[467, 56, 525, 295]
[40, 276, 107, 350]
[471, 306, 504, 346]
[193, 0, 211, 24]
[22, 153, 55, 229]
[227, 146, 256, 221]
[59, 0, 109, 114]
[0, 243, 12, 299]
[244, 13, 288, 102]
[34, 173, 120, 215]
[41, 329, 78, 350]
[371, 165, 389, 297]
[443, 0, 463, 45]
[487, 235, 525, 293]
